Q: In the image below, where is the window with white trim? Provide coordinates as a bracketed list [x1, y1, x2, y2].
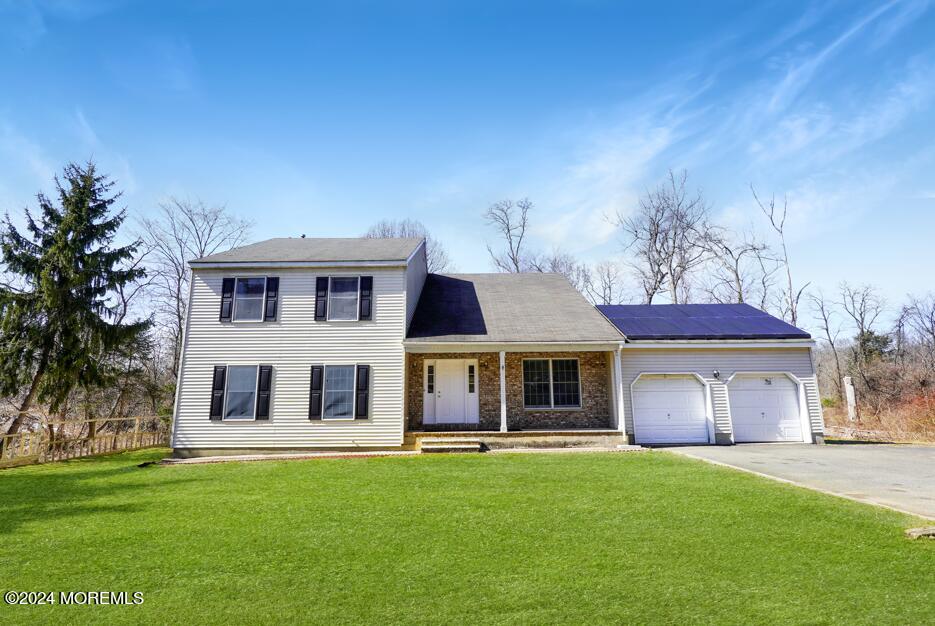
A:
[233, 277, 266, 321]
[328, 277, 360, 321]
[225, 365, 259, 419]
[522, 358, 581, 408]
[323, 365, 356, 418]
[426, 364, 435, 394]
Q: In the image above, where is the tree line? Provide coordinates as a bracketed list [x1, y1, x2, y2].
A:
[478, 169, 933, 430]
[1, 161, 931, 439]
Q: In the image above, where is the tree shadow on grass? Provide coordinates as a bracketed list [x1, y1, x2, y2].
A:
[0, 455, 207, 535]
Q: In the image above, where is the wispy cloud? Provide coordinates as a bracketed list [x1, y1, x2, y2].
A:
[767, 1, 900, 114]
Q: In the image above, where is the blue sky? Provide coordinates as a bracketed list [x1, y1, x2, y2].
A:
[1, 0, 934, 321]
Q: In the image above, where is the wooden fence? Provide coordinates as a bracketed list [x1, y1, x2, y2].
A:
[0, 416, 170, 468]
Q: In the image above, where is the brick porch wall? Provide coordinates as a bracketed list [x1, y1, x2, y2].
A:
[406, 351, 612, 431]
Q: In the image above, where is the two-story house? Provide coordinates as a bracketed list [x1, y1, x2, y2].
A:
[171, 237, 824, 456]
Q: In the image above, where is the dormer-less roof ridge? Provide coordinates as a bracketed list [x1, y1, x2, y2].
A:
[189, 237, 425, 267]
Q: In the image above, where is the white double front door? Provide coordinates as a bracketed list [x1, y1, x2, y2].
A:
[423, 359, 480, 425]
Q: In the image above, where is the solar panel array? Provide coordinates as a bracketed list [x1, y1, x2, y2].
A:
[596, 303, 811, 340]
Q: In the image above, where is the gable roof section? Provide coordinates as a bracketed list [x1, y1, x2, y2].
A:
[407, 273, 623, 343]
[597, 303, 811, 340]
[190, 237, 424, 266]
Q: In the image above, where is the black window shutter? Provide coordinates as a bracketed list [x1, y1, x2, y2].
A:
[219, 278, 235, 322]
[359, 276, 373, 320]
[210, 366, 227, 420]
[314, 277, 329, 321]
[264, 277, 279, 322]
[256, 365, 272, 420]
[355, 364, 370, 419]
[309, 365, 324, 419]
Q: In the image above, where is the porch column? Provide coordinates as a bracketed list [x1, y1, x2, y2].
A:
[613, 348, 625, 434]
[499, 351, 507, 432]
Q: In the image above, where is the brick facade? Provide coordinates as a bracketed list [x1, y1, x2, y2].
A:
[406, 351, 613, 431]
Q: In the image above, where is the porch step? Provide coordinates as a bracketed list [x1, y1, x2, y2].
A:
[419, 438, 483, 454]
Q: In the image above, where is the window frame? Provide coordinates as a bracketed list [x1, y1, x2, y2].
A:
[521, 358, 582, 410]
[222, 364, 260, 420]
[326, 276, 361, 322]
[321, 364, 358, 420]
[231, 276, 268, 323]
[426, 364, 435, 394]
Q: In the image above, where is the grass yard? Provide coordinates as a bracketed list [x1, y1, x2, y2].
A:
[1, 449, 933, 625]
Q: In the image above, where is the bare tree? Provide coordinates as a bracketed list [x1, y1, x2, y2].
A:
[483, 199, 595, 294]
[527, 248, 591, 292]
[585, 260, 626, 305]
[702, 229, 778, 307]
[839, 282, 887, 393]
[363, 218, 453, 273]
[615, 169, 711, 304]
[484, 199, 532, 273]
[751, 186, 809, 324]
[903, 294, 935, 373]
[138, 198, 252, 378]
[809, 291, 844, 400]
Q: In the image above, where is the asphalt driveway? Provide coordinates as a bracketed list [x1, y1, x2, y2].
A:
[667, 443, 935, 520]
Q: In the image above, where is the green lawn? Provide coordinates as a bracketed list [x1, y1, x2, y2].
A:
[1, 449, 932, 625]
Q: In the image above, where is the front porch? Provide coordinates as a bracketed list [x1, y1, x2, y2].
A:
[404, 348, 624, 434]
[403, 428, 628, 451]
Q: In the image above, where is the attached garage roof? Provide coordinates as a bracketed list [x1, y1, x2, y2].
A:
[597, 303, 811, 340]
[407, 273, 624, 343]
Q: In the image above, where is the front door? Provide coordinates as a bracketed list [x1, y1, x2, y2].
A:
[436, 360, 466, 422]
[423, 359, 480, 425]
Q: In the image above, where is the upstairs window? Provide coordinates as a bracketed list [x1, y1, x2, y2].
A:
[233, 277, 266, 321]
[328, 277, 360, 321]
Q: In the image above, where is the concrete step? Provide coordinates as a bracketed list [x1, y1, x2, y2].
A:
[419, 438, 483, 454]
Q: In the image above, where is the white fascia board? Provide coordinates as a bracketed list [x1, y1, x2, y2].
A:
[404, 239, 426, 266]
[188, 260, 408, 269]
[403, 341, 620, 353]
[622, 339, 816, 349]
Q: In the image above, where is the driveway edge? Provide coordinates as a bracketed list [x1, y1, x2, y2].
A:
[665, 449, 934, 522]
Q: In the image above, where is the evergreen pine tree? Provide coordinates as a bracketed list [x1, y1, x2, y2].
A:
[0, 162, 151, 436]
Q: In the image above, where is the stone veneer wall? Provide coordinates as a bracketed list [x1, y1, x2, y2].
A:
[406, 351, 612, 431]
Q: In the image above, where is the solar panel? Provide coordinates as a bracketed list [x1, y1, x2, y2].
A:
[597, 303, 810, 340]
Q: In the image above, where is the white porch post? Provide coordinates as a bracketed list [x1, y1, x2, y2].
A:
[499, 350, 507, 432]
[613, 347, 625, 435]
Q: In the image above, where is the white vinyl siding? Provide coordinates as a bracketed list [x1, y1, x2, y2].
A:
[173, 268, 406, 449]
[620, 347, 824, 441]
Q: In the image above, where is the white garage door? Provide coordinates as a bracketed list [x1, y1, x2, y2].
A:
[632, 375, 709, 444]
[729, 375, 803, 442]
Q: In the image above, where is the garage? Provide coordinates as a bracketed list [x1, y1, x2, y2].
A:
[631, 374, 710, 444]
[728, 374, 803, 442]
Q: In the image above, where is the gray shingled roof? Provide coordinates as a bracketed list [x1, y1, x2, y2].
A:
[406, 273, 624, 343]
[190, 237, 424, 265]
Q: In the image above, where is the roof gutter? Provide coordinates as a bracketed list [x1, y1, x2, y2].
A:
[188, 259, 410, 269]
[621, 338, 816, 349]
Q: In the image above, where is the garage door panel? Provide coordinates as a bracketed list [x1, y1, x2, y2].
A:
[729, 375, 802, 443]
[633, 375, 709, 444]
